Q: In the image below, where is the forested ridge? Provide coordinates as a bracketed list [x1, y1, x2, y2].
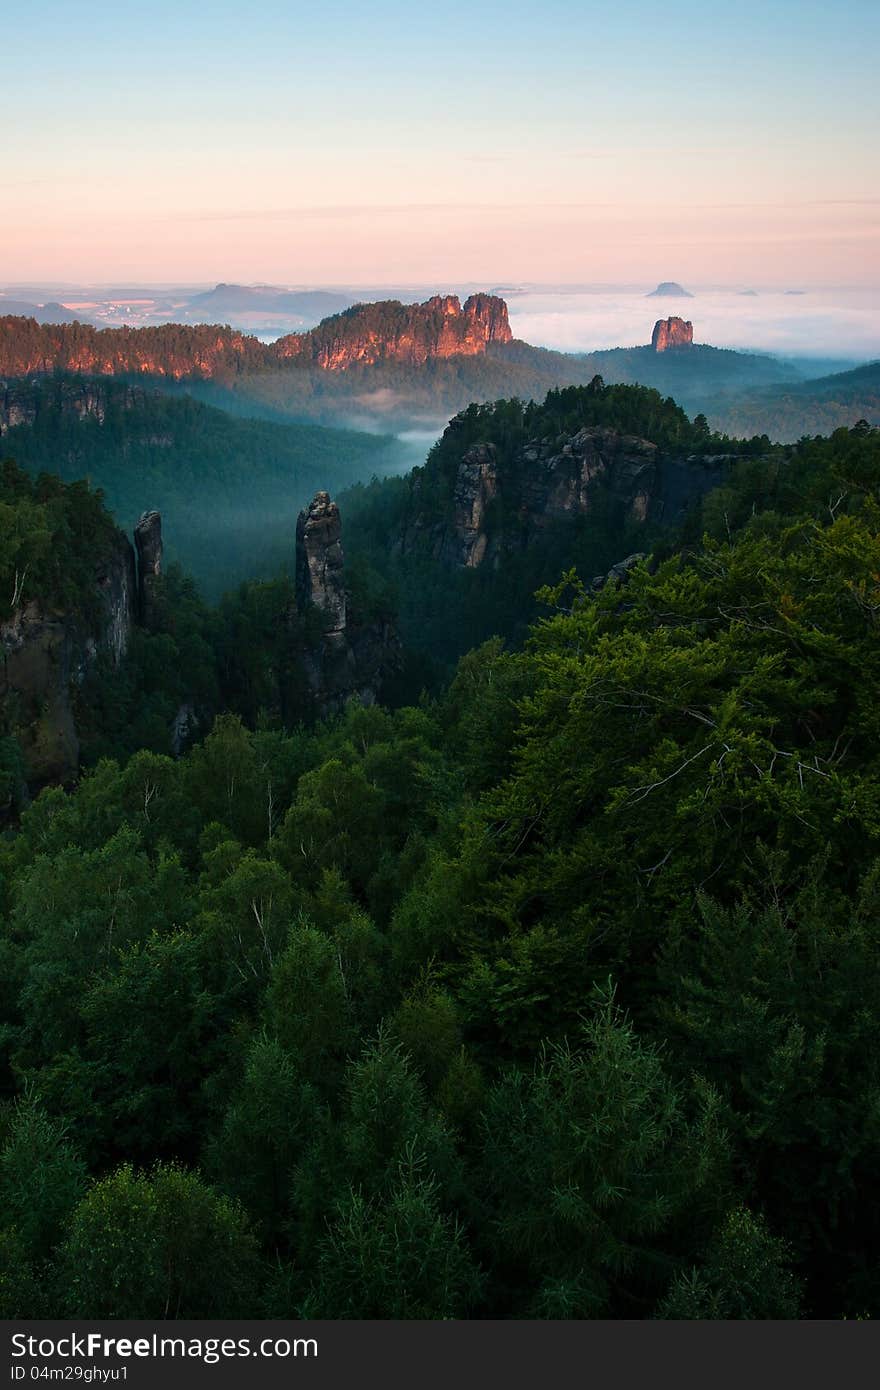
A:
[701, 360, 880, 442]
[1, 377, 406, 596]
[5, 306, 872, 440]
[337, 383, 764, 668]
[1, 385, 880, 1318]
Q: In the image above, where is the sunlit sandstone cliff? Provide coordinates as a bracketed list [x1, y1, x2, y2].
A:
[275, 294, 512, 368]
[651, 317, 694, 352]
[0, 294, 513, 380]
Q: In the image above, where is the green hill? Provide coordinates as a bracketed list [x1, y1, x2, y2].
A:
[701, 360, 880, 441]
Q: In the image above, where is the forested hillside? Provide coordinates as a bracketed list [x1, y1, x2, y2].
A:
[338, 381, 763, 668]
[1, 378, 407, 595]
[1, 394, 879, 1317]
[701, 360, 880, 441]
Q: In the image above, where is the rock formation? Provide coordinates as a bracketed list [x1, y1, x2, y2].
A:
[651, 317, 694, 352]
[296, 492, 346, 633]
[276, 293, 513, 370]
[294, 491, 400, 712]
[590, 552, 648, 591]
[0, 377, 147, 434]
[398, 427, 730, 573]
[448, 443, 499, 568]
[134, 509, 163, 628]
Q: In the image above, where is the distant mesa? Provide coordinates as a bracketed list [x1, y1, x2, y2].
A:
[647, 281, 693, 299]
[785, 290, 806, 296]
[739, 290, 759, 297]
[651, 317, 694, 352]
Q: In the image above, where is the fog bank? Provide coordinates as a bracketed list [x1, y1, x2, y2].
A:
[506, 286, 880, 362]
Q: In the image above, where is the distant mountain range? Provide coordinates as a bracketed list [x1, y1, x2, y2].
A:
[0, 297, 94, 325]
[185, 284, 354, 317]
[0, 294, 877, 442]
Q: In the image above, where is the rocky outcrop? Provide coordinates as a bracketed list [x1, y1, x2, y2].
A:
[652, 317, 694, 352]
[296, 492, 346, 633]
[0, 531, 136, 787]
[0, 294, 513, 380]
[447, 443, 499, 567]
[0, 377, 149, 434]
[518, 428, 659, 526]
[398, 427, 729, 573]
[294, 491, 400, 712]
[134, 509, 163, 629]
[590, 552, 647, 591]
[275, 294, 513, 370]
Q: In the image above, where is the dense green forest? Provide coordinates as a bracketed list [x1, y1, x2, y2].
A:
[702, 360, 880, 442]
[0, 461, 119, 625]
[1, 378, 408, 596]
[1, 379, 880, 1317]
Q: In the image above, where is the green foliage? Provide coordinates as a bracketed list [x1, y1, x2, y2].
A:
[0, 459, 117, 625]
[1, 377, 407, 599]
[1, 420, 880, 1319]
[305, 1159, 483, 1318]
[264, 923, 351, 1080]
[480, 989, 726, 1316]
[206, 1034, 317, 1241]
[703, 362, 880, 443]
[657, 1207, 802, 1319]
[60, 1162, 260, 1317]
[0, 1097, 85, 1259]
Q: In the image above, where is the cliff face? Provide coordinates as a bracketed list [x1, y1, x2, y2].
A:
[0, 294, 512, 381]
[398, 426, 727, 571]
[1, 530, 137, 786]
[0, 377, 150, 433]
[276, 294, 512, 370]
[652, 317, 694, 352]
[295, 491, 400, 711]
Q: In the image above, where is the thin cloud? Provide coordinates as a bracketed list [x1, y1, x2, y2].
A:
[178, 198, 880, 224]
[178, 201, 623, 223]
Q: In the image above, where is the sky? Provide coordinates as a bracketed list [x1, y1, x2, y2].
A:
[1, 0, 878, 287]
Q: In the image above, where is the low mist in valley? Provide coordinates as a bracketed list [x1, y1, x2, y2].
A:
[506, 284, 880, 364]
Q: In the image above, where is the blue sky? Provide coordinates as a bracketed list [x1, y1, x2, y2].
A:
[2, 0, 878, 283]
